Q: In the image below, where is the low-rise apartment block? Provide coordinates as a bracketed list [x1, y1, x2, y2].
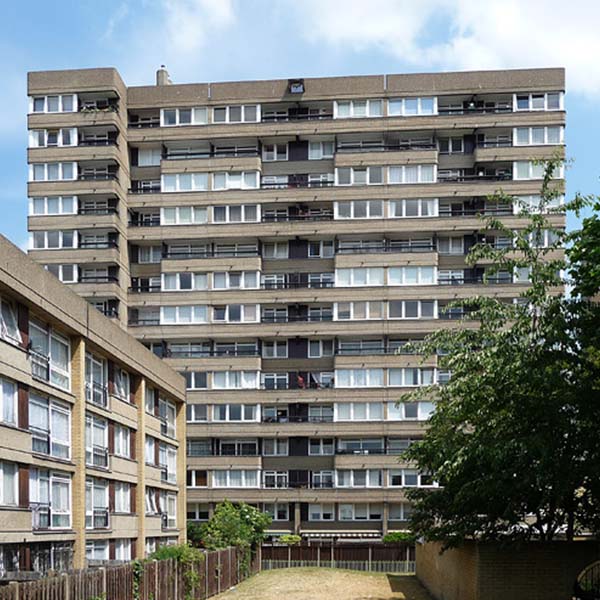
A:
[25, 66, 566, 540]
[0, 235, 186, 576]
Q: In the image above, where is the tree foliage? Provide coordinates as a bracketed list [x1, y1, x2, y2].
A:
[403, 158, 600, 548]
[199, 500, 271, 551]
[569, 204, 600, 298]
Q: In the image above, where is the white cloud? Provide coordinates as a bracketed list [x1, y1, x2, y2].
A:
[291, 0, 600, 97]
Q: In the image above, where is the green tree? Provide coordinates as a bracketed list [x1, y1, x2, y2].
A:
[569, 206, 600, 298]
[199, 500, 271, 551]
[403, 159, 600, 548]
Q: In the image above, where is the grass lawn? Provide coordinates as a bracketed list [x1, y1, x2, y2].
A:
[212, 567, 432, 600]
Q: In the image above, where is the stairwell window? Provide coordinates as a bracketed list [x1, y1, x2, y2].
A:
[161, 172, 208, 192]
[335, 167, 383, 186]
[160, 305, 208, 325]
[514, 92, 563, 111]
[334, 100, 383, 118]
[213, 171, 259, 190]
[388, 97, 436, 116]
[213, 105, 260, 123]
[161, 206, 207, 225]
[30, 163, 76, 182]
[390, 198, 438, 218]
[161, 107, 208, 126]
[213, 204, 259, 222]
[335, 200, 383, 219]
[30, 95, 76, 114]
[514, 126, 564, 145]
[388, 164, 435, 184]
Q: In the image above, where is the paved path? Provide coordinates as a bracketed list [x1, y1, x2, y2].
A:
[213, 567, 433, 600]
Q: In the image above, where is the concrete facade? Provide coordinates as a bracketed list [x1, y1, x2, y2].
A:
[0, 235, 186, 576]
[25, 66, 565, 539]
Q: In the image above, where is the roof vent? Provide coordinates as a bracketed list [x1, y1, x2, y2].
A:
[156, 65, 172, 86]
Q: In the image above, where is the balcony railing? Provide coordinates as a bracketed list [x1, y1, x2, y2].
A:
[311, 481, 335, 489]
[129, 182, 161, 194]
[336, 448, 386, 455]
[260, 179, 335, 190]
[100, 307, 119, 318]
[162, 249, 260, 259]
[335, 345, 420, 356]
[79, 139, 118, 147]
[129, 217, 160, 227]
[164, 149, 260, 160]
[167, 348, 260, 358]
[79, 275, 119, 284]
[337, 242, 435, 254]
[438, 276, 514, 286]
[78, 172, 118, 181]
[261, 279, 334, 290]
[128, 318, 160, 327]
[129, 284, 161, 293]
[261, 314, 333, 324]
[85, 382, 109, 408]
[437, 207, 513, 217]
[262, 213, 334, 222]
[437, 105, 512, 115]
[78, 207, 118, 215]
[78, 240, 118, 249]
[128, 118, 161, 128]
[262, 415, 334, 423]
[437, 172, 512, 183]
[261, 112, 333, 122]
[336, 142, 436, 153]
[476, 140, 512, 148]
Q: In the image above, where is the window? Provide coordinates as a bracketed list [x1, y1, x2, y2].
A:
[308, 503, 334, 521]
[212, 305, 258, 323]
[336, 267, 384, 287]
[30, 162, 76, 182]
[162, 492, 177, 529]
[213, 105, 260, 123]
[85, 353, 107, 407]
[162, 272, 208, 291]
[0, 298, 21, 346]
[186, 404, 207, 423]
[161, 107, 207, 126]
[213, 172, 259, 191]
[29, 322, 71, 390]
[212, 470, 259, 488]
[514, 161, 550, 180]
[29, 393, 70, 459]
[338, 438, 384, 454]
[335, 167, 383, 186]
[115, 539, 132, 561]
[187, 503, 210, 521]
[187, 470, 208, 487]
[388, 164, 436, 184]
[114, 425, 130, 458]
[389, 469, 435, 488]
[85, 477, 109, 529]
[388, 97, 436, 116]
[29, 128, 77, 148]
[30, 95, 76, 113]
[213, 205, 259, 224]
[0, 462, 17, 506]
[335, 369, 384, 388]
[438, 137, 463, 154]
[213, 271, 258, 289]
[308, 340, 334, 358]
[388, 368, 435, 387]
[160, 442, 178, 483]
[308, 240, 334, 258]
[335, 301, 384, 320]
[308, 141, 334, 159]
[514, 194, 563, 214]
[160, 305, 208, 325]
[514, 126, 564, 146]
[45, 264, 77, 283]
[262, 242, 289, 259]
[161, 173, 208, 193]
[160, 206, 207, 226]
[158, 398, 176, 439]
[0, 377, 17, 427]
[184, 372, 208, 390]
[335, 200, 383, 220]
[114, 482, 131, 513]
[218, 439, 258, 456]
[309, 438, 334, 455]
[145, 487, 159, 515]
[262, 438, 288, 456]
[262, 373, 288, 390]
[29, 196, 76, 216]
[387, 401, 435, 421]
[389, 300, 437, 319]
[262, 341, 288, 358]
[334, 100, 383, 118]
[85, 414, 108, 468]
[390, 198, 438, 217]
[339, 503, 383, 520]
[337, 469, 382, 488]
[263, 471, 288, 489]
[335, 402, 383, 421]
[388, 266, 436, 285]
[86, 540, 109, 562]
[30, 469, 71, 528]
[187, 439, 211, 457]
[264, 503, 289, 521]
[138, 246, 162, 264]
[529, 229, 561, 249]
[30, 230, 76, 250]
[514, 92, 563, 111]
[437, 236, 464, 254]
[213, 403, 258, 421]
[314, 470, 334, 489]
[262, 143, 288, 161]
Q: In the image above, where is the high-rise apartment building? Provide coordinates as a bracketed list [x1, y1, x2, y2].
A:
[26, 66, 565, 540]
[0, 235, 186, 575]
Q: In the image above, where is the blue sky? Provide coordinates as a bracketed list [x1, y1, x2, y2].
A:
[2, 0, 599, 248]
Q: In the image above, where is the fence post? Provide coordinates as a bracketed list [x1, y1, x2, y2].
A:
[217, 550, 222, 595]
[62, 572, 70, 600]
[8, 581, 18, 600]
[317, 545, 320, 568]
[288, 545, 291, 569]
[332, 542, 335, 569]
[154, 560, 159, 599]
[205, 551, 209, 599]
[368, 546, 372, 572]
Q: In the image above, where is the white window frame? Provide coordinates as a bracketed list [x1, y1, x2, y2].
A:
[138, 246, 162, 264]
[160, 305, 208, 325]
[30, 230, 77, 250]
[28, 128, 78, 148]
[211, 469, 260, 488]
[212, 171, 260, 191]
[388, 97, 437, 117]
[29, 95, 77, 114]
[0, 461, 17, 506]
[212, 204, 259, 223]
[114, 481, 131, 513]
[335, 267, 385, 287]
[161, 173, 209, 193]
[513, 161, 563, 180]
[186, 404, 208, 422]
[513, 126, 564, 146]
[0, 297, 22, 346]
[334, 200, 384, 219]
[335, 167, 384, 186]
[389, 198, 438, 218]
[334, 401, 383, 421]
[161, 272, 208, 292]
[388, 300, 437, 320]
[308, 141, 335, 160]
[29, 162, 77, 182]
[335, 370, 384, 388]
[333, 100, 383, 119]
[339, 503, 383, 521]
[263, 502, 289, 521]
[334, 301, 385, 321]
[29, 392, 71, 459]
[0, 377, 17, 427]
[308, 503, 335, 521]
[388, 164, 436, 184]
[114, 424, 131, 459]
[212, 105, 260, 124]
[212, 372, 259, 391]
[387, 266, 437, 286]
[212, 403, 259, 422]
[212, 271, 259, 290]
[262, 143, 288, 161]
[160, 107, 208, 127]
[513, 92, 563, 112]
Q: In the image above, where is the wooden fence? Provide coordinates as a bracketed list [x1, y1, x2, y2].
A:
[0, 547, 260, 600]
[261, 542, 415, 573]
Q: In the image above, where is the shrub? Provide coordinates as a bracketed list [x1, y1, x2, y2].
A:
[382, 531, 416, 544]
[279, 534, 302, 545]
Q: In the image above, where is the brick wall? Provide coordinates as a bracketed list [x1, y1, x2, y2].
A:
[417, 540, 600, 600]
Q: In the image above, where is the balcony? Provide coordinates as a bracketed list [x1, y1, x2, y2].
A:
[78, 171, 118, 181]
[130, 181, 161, 194]
[262, 415, 334, 424]
[128, 317, 160, 327]
[129, 215, 160, 227]
[129, 283, 160, 293]
[336, 141, 436, 153]
[85, 382, 109, 408]
[335, 344, 419, 356]
[437, 171, 512, 183]
[80, 98, 119, 113]
[128, 117, 160, 129]
[261, 314, 333, 324]
[438, 275, 514, 286]
[79, 275, 119, 284]
[261, 111, 333, 123]
[162, 248, 260, 259]
[79, 138, 118, 147]
[164, 148, 260, 160]
[168, 348, 260, 358]
[260, 177, 335, 190]
[78, 240, 118, 249]
[337, 241, 435, 254]
[261, 278, 334, 290]
[78, 206, 118, 216]
[262, 212, 334, 223]
[437, 104, 512, 116]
